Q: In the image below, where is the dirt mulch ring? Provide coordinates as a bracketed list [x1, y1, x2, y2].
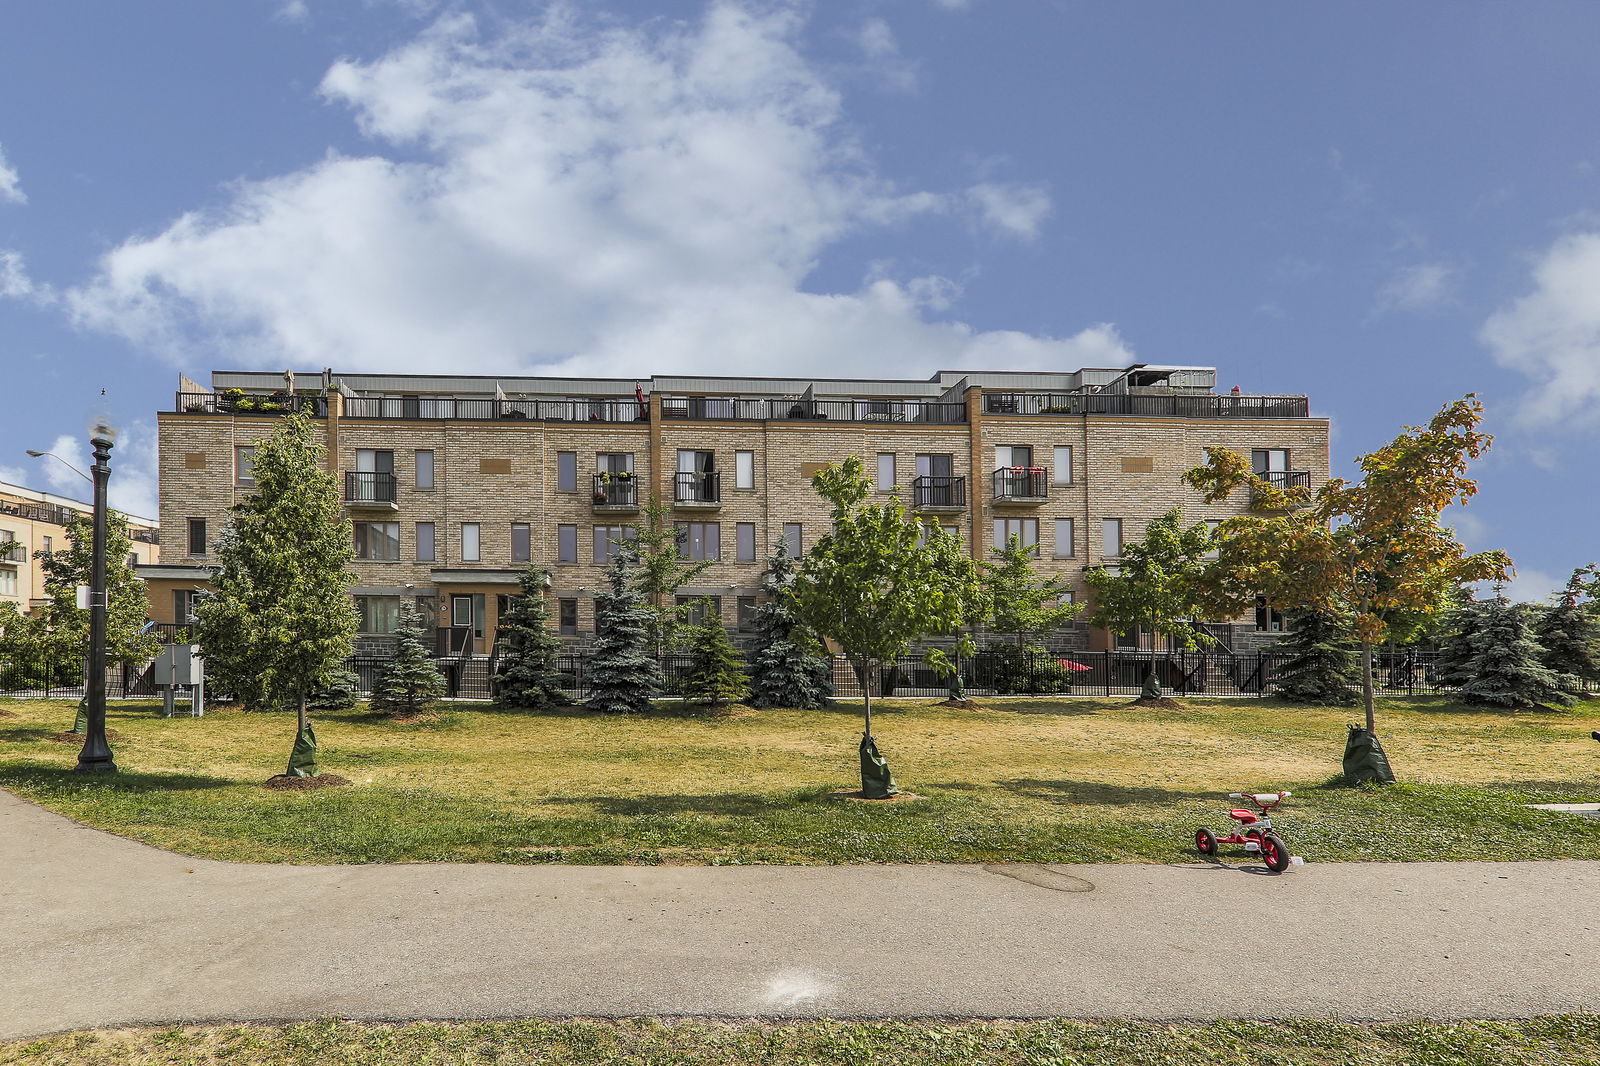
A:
[1129, 696, 1187, 710]
[828, 787, 926, 803]
[0, 709, 16, 718]
[261, 773, 352, 791]
[384, 712, 443, 724]
[935, 698, 987, 709]
[47, 729, 122, 743]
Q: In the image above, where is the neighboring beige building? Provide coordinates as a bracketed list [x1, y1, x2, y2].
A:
[0, 479, 160, 613]
[150, 366, 1329, 654]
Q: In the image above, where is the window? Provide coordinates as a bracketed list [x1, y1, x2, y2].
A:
[736, 522, 756, 563]
[557, 451, 577, 492]
[235, 446, 256, 487]
[356, 449, 394, 475]
[415, 450, 435, 490]
[451, 594, 486, 638]
[737, 596, 758, 631]
[186, 519, 205, 557]
[1116, 628, 1141, 649]
[1255, 595, 1284, 633]
[558, 598, 578, 635]
[355, 595, 401, 634]
[1204, 519, 1222, 560]
[877, 453, 896, 491]
[676, 595, 722, 626]
[1052, 446, 1073, 485]
[993, 518, 1039, 556]
[1251, 449, 1290, 474]
[558, 524, 577, 564]
[735, 450, 755, 490]
[511, 522, 531, 563]
[676, 450, 718, 503]
[594, 525, 638, 564]
[1102, 518, 1122, 559]
[1053, 518, 1075, 558]
[416, 522, 436, 562]
[41, 535, 52, 554]
[677, 521, 721, 561]
[0, 567, 18, 596]
[127, 553, 138, 569]
[995, 445, 1033, 469]
[783, 523, 802, 556]
[172, 589, 202, 624]
[461, 523, 480, 562]
[354, 522, 401, 560]
[598, 452, 634, 474]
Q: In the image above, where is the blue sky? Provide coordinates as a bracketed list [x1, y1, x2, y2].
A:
[2, 1, 1597, 600]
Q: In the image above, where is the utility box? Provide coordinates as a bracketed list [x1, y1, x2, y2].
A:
[153, 645, 202, 686]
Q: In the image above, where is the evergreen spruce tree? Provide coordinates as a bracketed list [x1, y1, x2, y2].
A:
[493, 564, 573, 708]
[1457, 594, 1577, 709]
[747, 540, 833, 709]
[307, 667, 362, 711]
[1533, 567, 1600, 685]
[586, 540, 661, 713]
[1274, 607, 1362, 705]
[1432, 593, 1485, 688]
[682, 606, 749, 706]
[371, 603, 447, 716]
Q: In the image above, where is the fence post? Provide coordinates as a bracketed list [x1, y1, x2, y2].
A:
[1104, 650, 1111, 696]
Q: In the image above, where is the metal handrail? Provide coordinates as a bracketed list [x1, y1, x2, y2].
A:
[993, 467, 1048, 500]
[983, 393, 1310, 419]
[592, 472, 640, 506]
[911, 475, 966, 509]
[674, 471, 721, 504]
[344, 471, 398, 503]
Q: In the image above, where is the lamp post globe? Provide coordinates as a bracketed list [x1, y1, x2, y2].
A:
[75, 420, 117, 775]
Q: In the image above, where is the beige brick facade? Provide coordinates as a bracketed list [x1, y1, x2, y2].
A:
[0, 480, 159, 614]
[155, 369, 1329, 651]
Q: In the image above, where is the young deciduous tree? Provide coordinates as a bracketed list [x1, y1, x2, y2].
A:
[372, 603, 447, 717]
[35, 510, 156, 668]
[790, 455, 986, 797]
[982, 533, 1082, 647]
[492, 564, 574, 709]
[747, 540, 834, 710]
[194, 412, 357, 778]
[587, 540, 662, 714]
[1534, 566, 1600, 685]
[1274, 607, 1362, 705]
[1083, 508, 1217, 704]
[682, 606, 749, 706]
[1184, 395, 1512, 740]
[633, 497, 714, 652]
[1458, 593, 1577, 709]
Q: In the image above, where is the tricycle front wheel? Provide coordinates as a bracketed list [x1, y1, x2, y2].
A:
[1259, 833, 1290, 873]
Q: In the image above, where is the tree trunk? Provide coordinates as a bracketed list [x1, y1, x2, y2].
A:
[1361, 639, 1376, 733]
[859, 656, 874, 738]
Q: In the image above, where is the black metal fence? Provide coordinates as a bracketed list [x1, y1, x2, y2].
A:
[0, 648, 1457, 702]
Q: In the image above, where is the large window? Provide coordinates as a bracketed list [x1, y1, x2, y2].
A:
[186, 518, 206, 557]
[1053, 518, 1075, 558]
[415, 449, 435, 490]
[416, 522, 436, 562]
[0, 568, 17, 596]
[461, 523, 480, 562]
[736, 522, 756, 563]
[354, 522, 401, 560]
[558, 524, 577, 564]
[993, 517, 1039, 556]
[356, 595, 401, 634]
[511, 522, 531, 563]
[995, 445, 1033, 469]
[594, 525, 637, 564]
[558, 598, 578, 635]
[172, 589, 202, 624]
[677, 521, 721, 561]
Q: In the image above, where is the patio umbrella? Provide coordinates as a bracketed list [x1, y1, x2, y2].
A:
[1057, 659, 1093, 672]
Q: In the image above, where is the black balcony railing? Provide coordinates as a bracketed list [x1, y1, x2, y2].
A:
[674, 471, 721, 505]
[1255, 470, 1312, 491]
[175, 391, 323, 416]
[993, 467, 1048, 501]
[983, 392, 1310, 419]
[344, 471, 398, 504]
[912, 475, 966, 509]
[659, 397, 968, 423]
[0, 500, 77, 526]
[0, 541, 25, 563]
[592, 473, 640, 507]
[341, 396, 649, 422]
[130, 529, 160, 545]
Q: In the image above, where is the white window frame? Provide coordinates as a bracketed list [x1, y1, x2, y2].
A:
[1053, 517, 1075, 558]
[461, 522, 481, 562]
[877, 453, 896, 491]
[1052, 445, 1073, 485]
[735, 450, 755, 490]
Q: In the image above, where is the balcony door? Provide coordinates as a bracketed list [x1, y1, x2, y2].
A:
[355, 449, 394, 502]
[916, 453, 955, 507]
[1251, 449, 1291, 490]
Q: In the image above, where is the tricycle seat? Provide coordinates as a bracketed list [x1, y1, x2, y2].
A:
[1229, 809, 1259, 823]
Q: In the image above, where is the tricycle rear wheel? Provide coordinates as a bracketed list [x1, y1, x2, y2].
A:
[1195, 828, 1218, 857]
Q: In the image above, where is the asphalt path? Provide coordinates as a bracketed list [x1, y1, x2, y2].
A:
[3, 788, 1598, 1040]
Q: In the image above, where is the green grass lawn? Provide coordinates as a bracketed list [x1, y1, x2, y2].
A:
[7, 1017, 1600, 1066]
[2, 694, 1599, 865]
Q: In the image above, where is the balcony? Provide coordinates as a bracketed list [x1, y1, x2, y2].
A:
[661, 397, 967, 423]
[993, 467, 1048, 505]
[176, 391, 323, 416]
[1251, 470, 1312, 509]
[911, 475, 967, 513]
[0, 541, 24, 565]
[592, 472, 641, 513]
[982, 392, 1310, 419]
[344, 471, 398, 510]
[673, 471, 722, 509]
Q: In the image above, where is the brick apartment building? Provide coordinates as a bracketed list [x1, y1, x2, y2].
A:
[0, 479, 160, 613]
[144, 365, 1328, 655]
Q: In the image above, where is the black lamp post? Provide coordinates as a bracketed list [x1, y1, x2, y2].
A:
[75, 421, 117, 775]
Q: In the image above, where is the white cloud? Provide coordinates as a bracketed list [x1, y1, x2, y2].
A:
[67, 4, 1123, 380]
[0, 143, 24, 205]
[28, 425, 159, 521]
[275, 0, 309, 23]
[1481, 231, 1600, 428]
[931, 0, 971, 9]
[1375, 261, 1455, 314]
[848, 17, 918, 91]
[966, 181, 1051, 241]
[0, 250, 53, 304]
[1492, 567, 1560, 605]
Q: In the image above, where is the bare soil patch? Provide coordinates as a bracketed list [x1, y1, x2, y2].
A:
[1129, 696, 1187, 710]
[47, 729, 122, 743]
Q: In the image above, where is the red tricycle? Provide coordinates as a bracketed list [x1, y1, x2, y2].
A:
[1195, 791, 1293, 873]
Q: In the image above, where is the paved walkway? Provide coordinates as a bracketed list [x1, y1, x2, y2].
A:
[3, 788, 1599, 1040]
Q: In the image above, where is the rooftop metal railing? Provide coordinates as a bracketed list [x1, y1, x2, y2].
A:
[982, 392, 1311, 419]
